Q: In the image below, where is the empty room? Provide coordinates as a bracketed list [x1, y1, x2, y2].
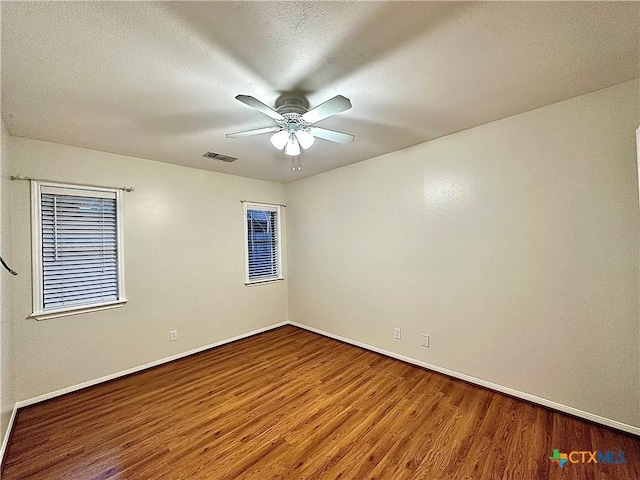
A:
[0, 1, 639, 479]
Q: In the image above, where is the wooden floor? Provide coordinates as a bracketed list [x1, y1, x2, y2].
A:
[3, 326, 639, 479]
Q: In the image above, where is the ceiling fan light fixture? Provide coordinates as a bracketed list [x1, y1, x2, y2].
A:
[284, 136, 301, 156]
[295, 130, 315, 149]
[270, 130, 289, 150]
[227, 94, 353, 170]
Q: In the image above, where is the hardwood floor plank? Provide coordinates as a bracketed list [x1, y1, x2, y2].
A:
[3, 325, 639, 479]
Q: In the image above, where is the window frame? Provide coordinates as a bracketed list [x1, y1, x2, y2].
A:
[30, 180, 127, 320]
[243, 202, 283, 286]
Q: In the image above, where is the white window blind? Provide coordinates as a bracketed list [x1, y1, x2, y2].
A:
[31, 182, 126, 320]
[245, 203, 282, 284]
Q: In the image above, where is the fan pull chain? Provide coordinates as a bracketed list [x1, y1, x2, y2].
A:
[291, 156, 302, 171]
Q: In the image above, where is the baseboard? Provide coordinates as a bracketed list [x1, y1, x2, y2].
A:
[16, 322, 287, 409]
[289, 321, 640, 437]
[0, 403, 19, 470]
[11, 319, 639, 438]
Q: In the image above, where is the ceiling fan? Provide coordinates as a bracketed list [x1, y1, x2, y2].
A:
[226, 94, 354, 171]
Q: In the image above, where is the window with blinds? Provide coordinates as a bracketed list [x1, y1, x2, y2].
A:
[244, 203, 282, 284]
[31, 182, 126, 320]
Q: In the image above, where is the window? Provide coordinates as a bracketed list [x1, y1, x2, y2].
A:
[31, 181, 126, 320]
[244, 202, 283, 284]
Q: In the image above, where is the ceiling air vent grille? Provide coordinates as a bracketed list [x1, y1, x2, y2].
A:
[203, 152, 238, 163]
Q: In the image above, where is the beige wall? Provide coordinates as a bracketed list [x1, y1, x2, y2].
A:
[286, 80, 640, 428]
[3, 81, 638, 433]
[9, 138, 288, 401]
[1, 119, 16, 448]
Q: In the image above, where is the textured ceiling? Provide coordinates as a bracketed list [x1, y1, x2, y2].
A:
[1, 1, 639, 183]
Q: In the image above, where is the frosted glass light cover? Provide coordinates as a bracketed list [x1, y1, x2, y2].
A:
[270, 130, 289, 150]
[285, 137, 301, 156]
[295, 130, 315, 149]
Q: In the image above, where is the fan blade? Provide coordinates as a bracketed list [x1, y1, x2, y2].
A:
[309, 127, 354, 144]
[225, 126, 281, 138]
[302, 95, 352, 124]
[235, 95, 284, 120]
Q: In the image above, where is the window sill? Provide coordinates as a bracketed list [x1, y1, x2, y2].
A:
[30, 299, 127, 321]
[245, 277, 285, 287]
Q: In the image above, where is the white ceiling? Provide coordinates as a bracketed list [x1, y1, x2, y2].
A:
[1, 2, 638, 183]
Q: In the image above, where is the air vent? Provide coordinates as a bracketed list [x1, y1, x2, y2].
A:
[203, 152, 238, 163]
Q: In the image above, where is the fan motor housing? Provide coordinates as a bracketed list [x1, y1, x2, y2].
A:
[276, 98, 307, 115]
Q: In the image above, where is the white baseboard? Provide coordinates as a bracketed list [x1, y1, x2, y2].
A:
[289, 321, 640, 437]
[16, 322, 287, 409]
[10, 320, 639, 439]
[0, 403, 19, 467]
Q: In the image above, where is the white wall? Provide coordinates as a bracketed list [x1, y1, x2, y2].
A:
[8, 138, 288, 401]
[286, 80, 640, 428]
[1, 119, 16, 451]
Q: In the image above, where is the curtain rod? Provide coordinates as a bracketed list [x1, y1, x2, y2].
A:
[241, 199, 286, 208]
[10, 175, 135, 192]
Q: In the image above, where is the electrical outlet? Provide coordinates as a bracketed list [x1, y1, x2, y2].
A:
[421, 334, 429, 347]
[170, 330, 178, 342]
[394, 327, 401, 340]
